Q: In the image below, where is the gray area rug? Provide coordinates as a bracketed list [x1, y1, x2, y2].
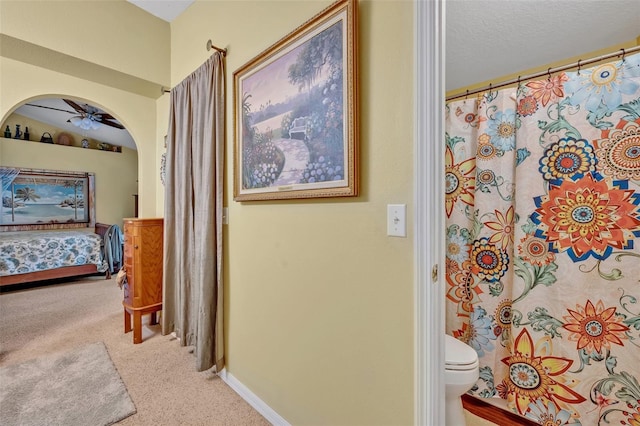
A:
[0, 341, 136, 426]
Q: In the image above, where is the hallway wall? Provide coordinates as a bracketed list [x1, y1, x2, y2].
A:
[168, 1, 415, 424]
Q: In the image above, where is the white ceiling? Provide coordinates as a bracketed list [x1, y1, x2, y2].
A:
[127, 0, 194, 22]
[445, 0, 640, 91]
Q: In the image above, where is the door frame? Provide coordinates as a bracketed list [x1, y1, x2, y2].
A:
[414, 0, 445, 424]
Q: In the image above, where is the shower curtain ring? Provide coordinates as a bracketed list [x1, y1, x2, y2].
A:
[465, 89, 469, 102]
[621, 48, 626, 62]
[517, 75, 522, 89]
[577, 60, 582, 75]
[547, 68, 552, 81]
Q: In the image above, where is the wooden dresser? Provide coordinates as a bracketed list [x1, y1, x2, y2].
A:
[122, 217, 163, 344]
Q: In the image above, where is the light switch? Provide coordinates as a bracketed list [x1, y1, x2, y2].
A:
[387, 204, 406, 237]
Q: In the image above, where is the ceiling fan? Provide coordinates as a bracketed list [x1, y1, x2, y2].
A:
[63, 99, 125, 130]
[25, 99, 125, 131]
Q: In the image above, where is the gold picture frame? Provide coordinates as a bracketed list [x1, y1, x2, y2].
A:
[233, 0, 358, 201]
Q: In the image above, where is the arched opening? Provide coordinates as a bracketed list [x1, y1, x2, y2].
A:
[1, 96, 139, 226]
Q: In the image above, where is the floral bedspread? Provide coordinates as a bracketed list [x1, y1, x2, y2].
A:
[0, 230, 106, 276]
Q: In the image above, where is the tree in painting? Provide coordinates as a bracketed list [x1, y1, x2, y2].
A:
[15, 186, 40, 203]
[62, 179, 84, 219]
[285, 21, 344, 185]
[241, 20, 345, 190]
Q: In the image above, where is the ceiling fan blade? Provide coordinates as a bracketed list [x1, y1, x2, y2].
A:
[25, 103, 76, 114]
[63, 99, 87, 114]
[99, 113, 117, 121]
[100, 119, 125, 130]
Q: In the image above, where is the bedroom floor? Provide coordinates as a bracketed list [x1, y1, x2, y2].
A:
[0, 276, 269, 425]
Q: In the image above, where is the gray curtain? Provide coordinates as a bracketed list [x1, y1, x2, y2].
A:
[162, 53, 224, 372]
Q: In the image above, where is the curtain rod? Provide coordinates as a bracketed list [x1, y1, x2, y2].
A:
[162, 40, 228, 94]
[446, 45, 640, 102]
[206, 39, 227, 57]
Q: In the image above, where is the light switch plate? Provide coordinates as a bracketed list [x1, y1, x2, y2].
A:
[387, 204, 406, 237]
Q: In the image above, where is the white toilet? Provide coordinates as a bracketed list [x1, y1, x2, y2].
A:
[445, 334, 480, 425]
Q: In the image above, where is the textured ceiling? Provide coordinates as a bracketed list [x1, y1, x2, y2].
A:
[446, 0, 640, 91]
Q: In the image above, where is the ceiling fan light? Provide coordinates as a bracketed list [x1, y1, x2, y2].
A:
[69, 116, 102, 131]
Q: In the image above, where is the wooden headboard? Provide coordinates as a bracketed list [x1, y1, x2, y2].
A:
[95, 222, 111, 239]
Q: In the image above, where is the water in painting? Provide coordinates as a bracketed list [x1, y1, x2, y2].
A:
[1, 175, 88, 225]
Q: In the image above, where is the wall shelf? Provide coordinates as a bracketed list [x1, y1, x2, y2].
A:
[1, 136, 122, 153]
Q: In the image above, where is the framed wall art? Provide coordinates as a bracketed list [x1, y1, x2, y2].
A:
[233, 0, 358, 201]
[1, 167, 95, 230]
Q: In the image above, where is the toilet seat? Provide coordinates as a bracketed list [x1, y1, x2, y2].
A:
[445, 334, 479, 371]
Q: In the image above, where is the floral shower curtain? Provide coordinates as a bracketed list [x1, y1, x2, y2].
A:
[445, 52, 640, 425]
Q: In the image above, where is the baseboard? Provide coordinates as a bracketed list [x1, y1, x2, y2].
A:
[218, 369, 291, 426]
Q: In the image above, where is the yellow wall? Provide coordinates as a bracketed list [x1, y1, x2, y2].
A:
[2, 0, 416, 424]
[169, 1, 415, 424]
[0, 0, 169, 86]
[0, 137, 137, 226]
[0, 0, 169, 219]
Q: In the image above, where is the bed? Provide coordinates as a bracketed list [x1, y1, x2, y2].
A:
[0, 224, 109, 286]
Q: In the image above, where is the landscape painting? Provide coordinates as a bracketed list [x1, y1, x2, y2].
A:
[233, 0, 357, 201]
[1, 169, 91, 226]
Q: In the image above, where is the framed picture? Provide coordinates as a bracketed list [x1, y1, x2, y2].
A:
[1, 168, 95, 229]
[233, 0, 358, 201]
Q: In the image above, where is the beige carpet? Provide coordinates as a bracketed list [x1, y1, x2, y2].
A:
[1, 276, 497, 426]
[0, 276, 269, 426]
[0, 342, 136, 425]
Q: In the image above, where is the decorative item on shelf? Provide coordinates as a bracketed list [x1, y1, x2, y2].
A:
[13, 124, 22, 139]
[40, 132, 54, 143]
[4, 125, 11, 138]
[23, 127, 30, 141]
[55, 132, 73, 146]
[82, 138, 89, 148]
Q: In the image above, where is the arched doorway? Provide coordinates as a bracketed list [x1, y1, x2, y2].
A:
[1, 96, 139, 225]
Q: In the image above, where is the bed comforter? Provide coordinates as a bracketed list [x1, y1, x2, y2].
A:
[0, 230, 107, 276]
